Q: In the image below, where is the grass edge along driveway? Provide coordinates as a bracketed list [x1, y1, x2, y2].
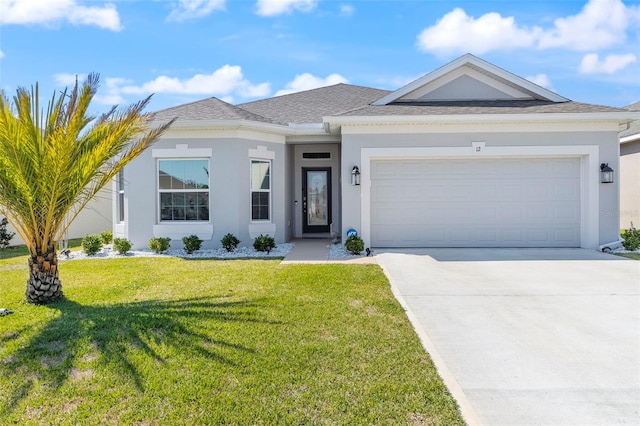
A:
[0, 256, 464, 425]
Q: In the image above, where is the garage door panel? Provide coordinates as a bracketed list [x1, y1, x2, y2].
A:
[371, 158, 581, 247]
[552, 182, 580, 199]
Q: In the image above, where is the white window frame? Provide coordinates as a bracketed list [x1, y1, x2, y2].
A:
[157, 158, 210, 223]
[250, 159, 272, 222]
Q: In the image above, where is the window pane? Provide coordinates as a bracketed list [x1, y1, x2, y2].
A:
[160, 191, 208, 221]
[159, 160, 185, 190]
[251, 191, 269, 220]
[158, 161, 173, 189]
[251, 160, 270, 190]
[184, 160, 209, 189]
[117, 170, 125, 191]
[118, 192, 125, 222]
[160, 193, 173, 220]
[197, 193, 209, 220]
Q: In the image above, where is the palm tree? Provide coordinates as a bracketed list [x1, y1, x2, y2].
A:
[0, 74, 174, 303]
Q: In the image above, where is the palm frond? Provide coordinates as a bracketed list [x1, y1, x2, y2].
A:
[0, 75, 174, 255]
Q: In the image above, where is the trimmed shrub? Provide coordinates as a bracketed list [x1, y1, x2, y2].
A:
[149, 237, 171, 254]
[182, 234, 203, 254]
[345, 234, 364, 255]
[0, 217, 15, 249]
[112, 238, 132, 255]
[621, 227, 640, 251]
[253, 234, 276, 253]
[82, 234, 103, 256]
[221, 233, 240, 252]
[100, 230, 113, 245]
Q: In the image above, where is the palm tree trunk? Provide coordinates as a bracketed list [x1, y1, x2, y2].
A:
[26, 245, 62, 303]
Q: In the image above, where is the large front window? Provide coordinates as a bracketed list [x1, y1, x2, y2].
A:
[159, 159, 209, 221]
[251, 160, 271, 221]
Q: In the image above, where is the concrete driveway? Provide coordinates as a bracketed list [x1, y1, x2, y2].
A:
[375, 248, 640, 426]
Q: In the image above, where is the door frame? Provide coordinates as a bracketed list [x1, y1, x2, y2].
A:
[302, 167, 332, 233]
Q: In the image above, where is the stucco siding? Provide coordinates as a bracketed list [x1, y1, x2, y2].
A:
[121, 136, 288, 250]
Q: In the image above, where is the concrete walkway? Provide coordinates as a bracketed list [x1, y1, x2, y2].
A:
[281, 239, 376, 264]
[376, 248, 640, 426]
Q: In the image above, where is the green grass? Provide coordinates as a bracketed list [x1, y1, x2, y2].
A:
[0, 255, 464, 425]
[615, 252, 640, 260]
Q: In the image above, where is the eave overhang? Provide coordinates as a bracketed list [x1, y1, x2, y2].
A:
[324, 111, 640, 134]
[150, 118, 330, 137]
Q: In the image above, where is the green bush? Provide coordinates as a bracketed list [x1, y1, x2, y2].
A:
[621, 227, 640, 251]
[253, 234, 276, 253]
[221, 233, 240, 252]
[182, 234, 203, 254]
[100, 230, 113, 245]
[82, 234, 103, 256]
[149, 237, 171, 254]
[345, 234, 364, 255]
[0, 217, 15, 249]
[112, 238, 132, 255]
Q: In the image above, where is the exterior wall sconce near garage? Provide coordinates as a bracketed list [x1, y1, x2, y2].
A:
[600, 163, 614, 183]
[351, 166, 361, 186]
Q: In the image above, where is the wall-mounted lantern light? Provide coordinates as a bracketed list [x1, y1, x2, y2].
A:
[351, 166, 361, 186]
[600, 163, 614, 184]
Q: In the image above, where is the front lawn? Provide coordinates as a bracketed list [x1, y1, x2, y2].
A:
[0, 256, 463, 425]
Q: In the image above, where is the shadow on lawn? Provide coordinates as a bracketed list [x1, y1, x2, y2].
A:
[0, 295, 263, 416]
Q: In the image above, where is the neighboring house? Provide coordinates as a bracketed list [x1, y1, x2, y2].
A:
[619, 101, 640, 230]
[115, 54, 639, 250]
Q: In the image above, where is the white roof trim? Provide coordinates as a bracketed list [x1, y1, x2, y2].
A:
[324, 111, 640, 130]
[372, 53, 569, 105]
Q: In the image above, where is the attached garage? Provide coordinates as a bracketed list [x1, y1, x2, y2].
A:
[369, 157, 582, 248]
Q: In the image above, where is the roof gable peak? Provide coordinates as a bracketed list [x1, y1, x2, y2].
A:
[373, 54, 568, 106]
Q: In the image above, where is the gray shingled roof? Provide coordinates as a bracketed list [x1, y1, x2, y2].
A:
[620, 101, 640, 139]
[151, 85, 634, 131]
[238, 83, 391, 124]
[151, 97, 276, 124]
[334, 100, 628, 117]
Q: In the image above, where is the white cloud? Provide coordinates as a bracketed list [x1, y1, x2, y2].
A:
[539, 0, 633, 50]
[275, 73, 348, 96]
[54, 72, 86, 86]
[525, 73, 553, 90]
[416, 0, 640, 55]
[90, 66, 271, 105]
[255, 0, 317, 17]
[94, 77, 130, 105]
[121, 65, 270, 97]
[0, 0, 122, 31]
[416, 8, 540, 55]
[339, 4, 354, 17]
[0, 50, 4, 59]
[167, 0, 225, 22]
[579, 53, 637, 74]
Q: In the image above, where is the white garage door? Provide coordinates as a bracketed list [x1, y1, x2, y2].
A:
[370, 157, 581, 247]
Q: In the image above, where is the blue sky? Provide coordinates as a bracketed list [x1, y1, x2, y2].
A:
[1, 0, 639, 113]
